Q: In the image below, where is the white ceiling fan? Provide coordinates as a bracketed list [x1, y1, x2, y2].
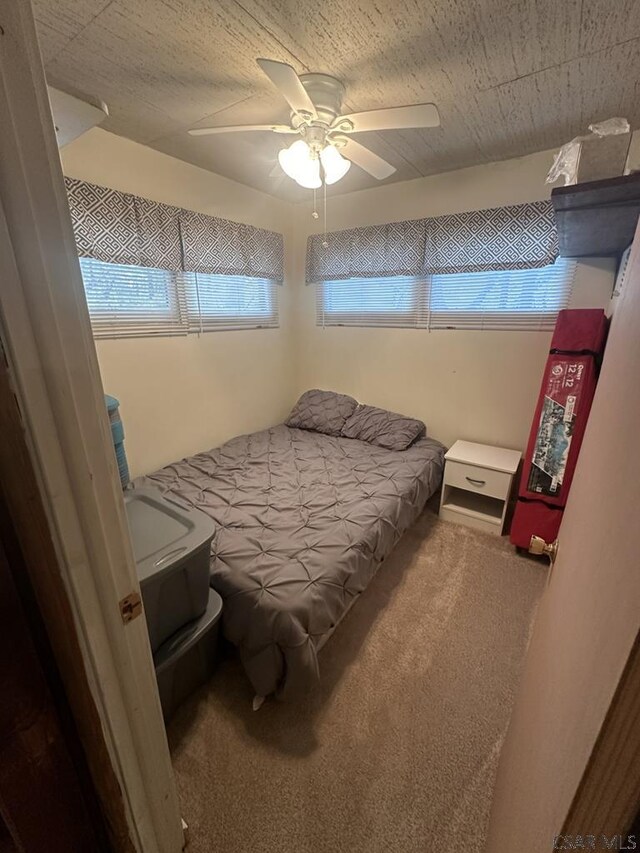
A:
[188, 58, 440, 188]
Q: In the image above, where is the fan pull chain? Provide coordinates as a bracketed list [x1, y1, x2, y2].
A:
[312, 185, 318, 220]
[322, 179, 328, 248]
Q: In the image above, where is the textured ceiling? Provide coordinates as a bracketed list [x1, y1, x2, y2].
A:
[34, 0, 640, 202]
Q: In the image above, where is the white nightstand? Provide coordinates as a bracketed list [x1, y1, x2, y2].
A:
[439, 440, 521, 536]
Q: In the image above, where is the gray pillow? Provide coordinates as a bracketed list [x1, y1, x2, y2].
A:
[285, 389, 358, 436]
[341, 404, 426, 451]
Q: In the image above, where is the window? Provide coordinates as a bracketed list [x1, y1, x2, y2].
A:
[319, 276, 426, 327]
[428, 260, 576, 330]
[79, 258, 278, 338]
[185, 273, 278, 332]
[317, 258, 576, 331]
[79, 258, 183, 338]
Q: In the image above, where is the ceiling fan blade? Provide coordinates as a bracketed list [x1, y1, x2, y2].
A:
[334, 103, 440, 133]
[188, 124, 295, 136]
[341, 139, 396, 180]
[256, 58, 317, 119]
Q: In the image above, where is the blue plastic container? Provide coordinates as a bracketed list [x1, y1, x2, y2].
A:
[105, 394, 130, 488]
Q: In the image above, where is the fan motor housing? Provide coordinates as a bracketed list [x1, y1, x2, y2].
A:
[298, 73, 345, 126]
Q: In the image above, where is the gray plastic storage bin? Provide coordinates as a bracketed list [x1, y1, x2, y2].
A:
[124, 488, 215, 653]
[154, 588, 223, 721]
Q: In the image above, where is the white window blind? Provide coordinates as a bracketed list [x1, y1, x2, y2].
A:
[317, 276, 428, 328]
[185, 273, 278, 332]
[79, 258, 278, 338]
[318, 259, 576, 331]
[429, 259, 576, 330]
[79, 257, 186, 338]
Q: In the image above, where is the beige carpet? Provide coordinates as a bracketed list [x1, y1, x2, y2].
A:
[168, 508, 546, 853]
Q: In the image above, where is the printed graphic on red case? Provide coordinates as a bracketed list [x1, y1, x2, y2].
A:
[527, 359, 585, 497]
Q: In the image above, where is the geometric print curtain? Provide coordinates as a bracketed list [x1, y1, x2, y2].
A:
[424, 200, 559, 275]
[179, 210, 285, 281]
[65, 177, 284, 283]
[305, 199, 558, 283]
[305, 218, 427, 283]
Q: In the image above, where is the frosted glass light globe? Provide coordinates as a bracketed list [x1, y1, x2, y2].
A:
[278, 140, 321, 189]
[320, 144, 351, 184]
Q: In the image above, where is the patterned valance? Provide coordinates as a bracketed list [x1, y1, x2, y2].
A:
[424, 201, 559, 275]
[305, 219, 427, 283]
[180, 210, 284, 280]
[305, 200, 558, 283]
[65, 177, 284, 283]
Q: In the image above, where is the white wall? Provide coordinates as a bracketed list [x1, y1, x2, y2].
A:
[487, 219, 640, 853]
[291, 150, 616, 451]
[62, 132, 616, 475]
[61, 128, 296, 477]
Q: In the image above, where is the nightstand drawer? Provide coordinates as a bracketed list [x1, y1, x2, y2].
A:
[445, 460, 512, 500]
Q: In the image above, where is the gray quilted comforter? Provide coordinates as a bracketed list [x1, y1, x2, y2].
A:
[138, 424, 445, 699]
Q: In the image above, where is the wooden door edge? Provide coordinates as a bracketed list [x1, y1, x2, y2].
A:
[561, 629, 640, 842]
[0, 2, 183, 850]
[0, 356, 134, 852]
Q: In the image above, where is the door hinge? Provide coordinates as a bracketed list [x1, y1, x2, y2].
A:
[119, 591, 143, 624]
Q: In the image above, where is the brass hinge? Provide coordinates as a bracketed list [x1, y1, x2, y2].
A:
[119, 591, 143, 624]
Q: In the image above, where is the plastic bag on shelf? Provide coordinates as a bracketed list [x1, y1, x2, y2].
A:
[547, 118, 631, 186]
[587, 117, 630, 137]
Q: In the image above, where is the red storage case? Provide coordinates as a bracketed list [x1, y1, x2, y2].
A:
[510, 308, 608, 549]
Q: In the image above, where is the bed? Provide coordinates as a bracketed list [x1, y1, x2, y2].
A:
[136, 396, 444, 701]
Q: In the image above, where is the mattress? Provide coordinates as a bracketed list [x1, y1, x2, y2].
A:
[137, 424, 445, 699]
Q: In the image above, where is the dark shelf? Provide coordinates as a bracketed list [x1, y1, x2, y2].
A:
[551, 173, 640, 258]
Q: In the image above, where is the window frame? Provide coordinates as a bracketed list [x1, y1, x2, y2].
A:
[316, 259, 576, 332]
[183, 271, 279, 333]
[316, 275, 429, 329]
[78, 257, 279, 339]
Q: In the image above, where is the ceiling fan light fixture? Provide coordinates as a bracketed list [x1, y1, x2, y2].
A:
[320, 144, 351, 184]
[278, 139, 321, 188]
[190, 58, 439, 188]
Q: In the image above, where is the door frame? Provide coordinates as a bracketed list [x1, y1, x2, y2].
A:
[0, 2, 183, 850]
[0, 486, 109, 852]
[486, 224, 640, 851]
[561, 630, 640, 842]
